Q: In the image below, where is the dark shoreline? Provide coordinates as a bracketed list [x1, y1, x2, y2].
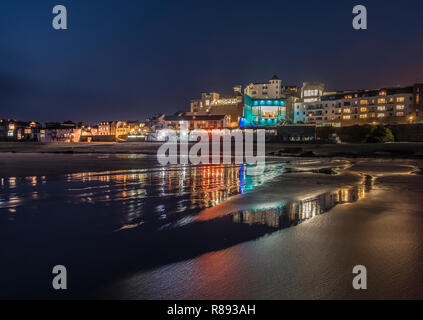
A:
[2, 141, 423, 157]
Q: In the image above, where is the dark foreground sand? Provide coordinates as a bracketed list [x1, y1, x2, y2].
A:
[94, 159, 423, 299]
[1, 151, 423, 299]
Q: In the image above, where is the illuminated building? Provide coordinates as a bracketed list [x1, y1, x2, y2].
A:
[244, 75, 283, 99]
[241, 75, 299, 127]
[39, 122, 81, 142]
[240, 95, 287, 127]
[0, 119, 41, 141]
[301, 82, 325, 102]
[189, 86, 243, 128]
[164, 114, 229, 131]
[294, 84, 423, 126]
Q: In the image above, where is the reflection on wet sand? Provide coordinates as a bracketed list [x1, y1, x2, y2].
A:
[0, 158, 379, 299]
[231, 175, 373, 229]
[0, 162, 286, 232]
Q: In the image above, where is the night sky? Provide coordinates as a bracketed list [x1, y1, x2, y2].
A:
[1, 0, 423, 123]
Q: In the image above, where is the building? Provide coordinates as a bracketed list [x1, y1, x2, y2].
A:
[241, 95, 288, 128]
[301, 82, 325, 102]
[0, 120, 41, 141]
[145, 114, 166, 132]
[164, 114, 229, 131]
[294, 84, 422, 127]
[39, 122, 81, 142]
[98, 121, 117, 136]
[244, 75, 283, 99]
[241, 75, 300, 127]
[189, 86, 244, 128]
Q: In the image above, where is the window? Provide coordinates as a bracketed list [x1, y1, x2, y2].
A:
[396, 97, 405, 102]
[343, 108, 351, 113]
[396, 105, 405, 110]
[377, 113, 385, 118]
[396, 112, 404, 116]
[378, 98, 386, 104]
[360, 114, 367, 119]
[360, 100, 368, 105]
[360, 107, 367, 112]
[377, 106, 386, 111]
[343, 115, 351, 119]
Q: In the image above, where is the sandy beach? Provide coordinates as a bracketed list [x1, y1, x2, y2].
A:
[1, 151, 423, 299]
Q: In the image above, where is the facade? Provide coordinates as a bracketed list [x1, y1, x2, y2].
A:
[294, 85, 421, 127]
[241, 95, 288, 127]
[244, 75, 283, 99]
[189, 86, 243, 128]
[242, 75, 300, 127]
[301, 82, 325, 102]
[98, 121, 117, 136]
[39, 122, 81, 143]
[0, 120, 41, 141]
[164, 114, 229, 131]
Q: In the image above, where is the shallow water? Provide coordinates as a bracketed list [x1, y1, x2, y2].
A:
[1, 156, 422, 299]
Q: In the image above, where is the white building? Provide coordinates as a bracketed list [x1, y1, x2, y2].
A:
[244, 75, 282, 99]
[301, 82, 325, 102]
[294, 85, 418, 126]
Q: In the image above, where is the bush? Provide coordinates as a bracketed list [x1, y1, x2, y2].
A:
[365, 126, 394, 143]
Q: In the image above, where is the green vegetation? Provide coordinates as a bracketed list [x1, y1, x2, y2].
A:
[365, 126, 395, 143]
[317, 125, 395, 143]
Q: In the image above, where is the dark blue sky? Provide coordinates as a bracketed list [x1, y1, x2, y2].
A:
[1, 0, 423, 123]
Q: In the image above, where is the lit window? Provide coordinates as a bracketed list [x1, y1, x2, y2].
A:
[360, 107, 367, 112]
[343, 108, 351, 113]
[360, 114, 367, 119]
[396, 105, 405, 110]
[378, 98, 386, 104]
[377, 106, 386, 111]
[396, 112, 404, 116]
[377, 113, 385, 118]
[396, 97, 405, 102]
[360, 100, 368, 105]
[343, 115, 351, 119]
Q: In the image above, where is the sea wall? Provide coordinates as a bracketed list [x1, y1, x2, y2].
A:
[317, 124, 423, 142]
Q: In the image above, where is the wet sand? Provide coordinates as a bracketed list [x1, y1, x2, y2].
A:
[1, 153, 423, 299]
[95, 159, 423, 299]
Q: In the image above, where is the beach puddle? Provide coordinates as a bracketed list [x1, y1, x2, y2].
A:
[226, 174, 373, 230]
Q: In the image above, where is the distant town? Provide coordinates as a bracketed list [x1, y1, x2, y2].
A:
[1, 75, 422, 143]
